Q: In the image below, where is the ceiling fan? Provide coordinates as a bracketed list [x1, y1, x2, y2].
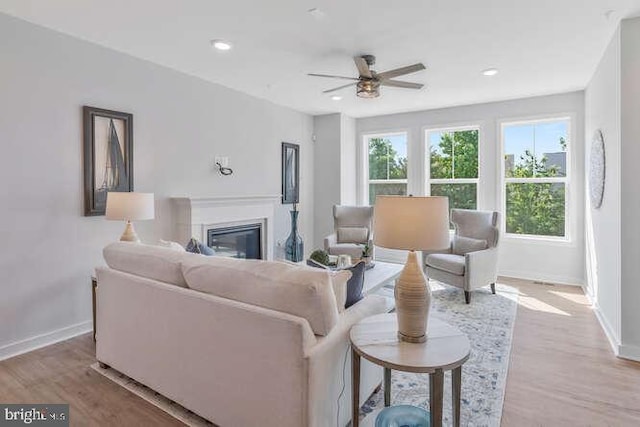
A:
[308, 55, 425, 98]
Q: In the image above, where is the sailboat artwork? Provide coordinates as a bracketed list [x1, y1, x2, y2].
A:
[94, 119, 129, 207]
[83, 106, 133, 216]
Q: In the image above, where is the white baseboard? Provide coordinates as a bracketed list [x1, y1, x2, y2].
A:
[618, 344, 640, 362]
[0, 320, 92, 362]
[582, 287, 621, 358]
[498, 269, 583, 286]
[592, 303, 621, 357]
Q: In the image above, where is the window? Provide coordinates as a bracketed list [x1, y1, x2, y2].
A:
[426, 127, 479, 212]
[501, 118, 570, 239]
[365, 133, 408, 205]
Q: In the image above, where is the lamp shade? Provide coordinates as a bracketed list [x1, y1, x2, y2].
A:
[105, 192, 155, 221]
[374, 196, 449, 251]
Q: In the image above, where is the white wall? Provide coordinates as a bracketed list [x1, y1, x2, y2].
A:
[340, 114, 357, 205]
[0, 13, 314, 359]
[584, 16, 640, 361]
[584, 27, 621, 350]
[619, 18, 640, 360]
[313, 113, 341, 248]
[312, 113, 358, 248]
[356, 92, 586, 284]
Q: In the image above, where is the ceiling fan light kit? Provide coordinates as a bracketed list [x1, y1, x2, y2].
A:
[357, 80, 381, 98]
[310, 55, 426, 99]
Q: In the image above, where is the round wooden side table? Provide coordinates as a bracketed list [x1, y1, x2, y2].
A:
[350, 313, 471, 427]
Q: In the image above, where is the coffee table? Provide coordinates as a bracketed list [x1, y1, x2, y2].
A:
[362, 261, 403, 296]
[350, 313, 471, 427]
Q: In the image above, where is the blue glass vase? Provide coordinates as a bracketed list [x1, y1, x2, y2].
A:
[375, 405, 430, 427]
[285, 209, 304, 262]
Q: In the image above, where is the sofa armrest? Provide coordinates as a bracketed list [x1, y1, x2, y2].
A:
[305, 295, 387, 427]
[306, 294, 387, 358]
[324, 233, 337, 251]
[464, 247, 499, 290]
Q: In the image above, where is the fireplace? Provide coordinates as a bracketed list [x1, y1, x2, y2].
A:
[207, 223, 262, 259]
[172, 195, 279, 260]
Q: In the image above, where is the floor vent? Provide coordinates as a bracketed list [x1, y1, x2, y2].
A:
[534, 280, 556, 286]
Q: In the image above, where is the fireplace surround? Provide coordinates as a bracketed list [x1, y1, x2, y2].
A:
[172, 195, 279, 260]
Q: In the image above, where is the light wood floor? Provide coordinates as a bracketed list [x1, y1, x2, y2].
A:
[500, 278, 640, 426]
[1, 279, 639, 426]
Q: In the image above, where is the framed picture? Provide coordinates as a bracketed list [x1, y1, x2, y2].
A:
[281, 142, 299, 204]
[83, 106, 133, 216]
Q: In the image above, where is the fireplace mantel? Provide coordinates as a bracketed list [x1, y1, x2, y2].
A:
[172, 195, 280, 260]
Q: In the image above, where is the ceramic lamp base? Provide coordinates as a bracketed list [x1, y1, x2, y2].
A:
[394, 250, 430, 343]
[119, 221, 141, 243]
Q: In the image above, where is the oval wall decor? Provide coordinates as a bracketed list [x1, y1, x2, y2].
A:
[589, 130, 606, 209]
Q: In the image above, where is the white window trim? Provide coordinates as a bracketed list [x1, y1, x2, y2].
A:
[360, 131, 409, 205]
[498, 115, 574, 243]
[425, 126, 480, 208]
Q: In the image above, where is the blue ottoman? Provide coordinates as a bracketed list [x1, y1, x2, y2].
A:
[375, 405, 430, 427]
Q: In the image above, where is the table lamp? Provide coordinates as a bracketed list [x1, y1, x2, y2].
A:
[374, 196, 449, 343]
[105, 192, 155, 243]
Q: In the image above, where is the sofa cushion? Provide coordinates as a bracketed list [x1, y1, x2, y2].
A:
[337, 227, 368, 244]
[330, 270, 351, 313]
[426, 253, 465, 276]
[452, 235, 487, 255]
[304, 260, 351, 313]
[103, 242, 188, 287]
[182, 257, 340, 336]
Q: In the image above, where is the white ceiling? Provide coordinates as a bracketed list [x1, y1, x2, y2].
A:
[2, 0, 639, 118]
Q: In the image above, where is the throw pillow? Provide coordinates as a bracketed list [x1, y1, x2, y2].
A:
[305, 259, 350, 313]
[452, 235, 488, 255]
[337, 227, 369, 244]
[185, 238, 215, 256]
[158, 239, 186, 252]
[344, 261, 366, 308]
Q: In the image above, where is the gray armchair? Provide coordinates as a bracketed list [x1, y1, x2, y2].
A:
[424, 209, 500, 304]
[324, 205, 374, 260]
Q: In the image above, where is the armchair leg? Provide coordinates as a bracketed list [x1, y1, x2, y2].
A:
[490, 283, 496, 295]
[464, 291, 471, 304]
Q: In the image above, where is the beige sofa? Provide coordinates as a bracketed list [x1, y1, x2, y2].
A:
[96, 243, 386, 427]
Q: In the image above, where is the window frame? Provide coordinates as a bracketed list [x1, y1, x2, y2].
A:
[361, 131, 409, 205]
[499, 115, 573, 243]
[425, 125, 480, 209]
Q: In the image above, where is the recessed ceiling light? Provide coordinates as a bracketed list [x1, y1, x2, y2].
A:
[330, 95, 342, 101]
[482, 68, 498, 76]
[211, 39, 232, 51]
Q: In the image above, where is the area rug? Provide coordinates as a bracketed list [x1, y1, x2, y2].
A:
[361, 281, 519, 427]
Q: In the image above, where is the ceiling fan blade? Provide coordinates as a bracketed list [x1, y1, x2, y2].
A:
[354, 57, 373, 78]
[380, 80, 424, 89]
[322, 83, 356, 94]
[308, 73, 360, 81]
[377, 63, 426, 80]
